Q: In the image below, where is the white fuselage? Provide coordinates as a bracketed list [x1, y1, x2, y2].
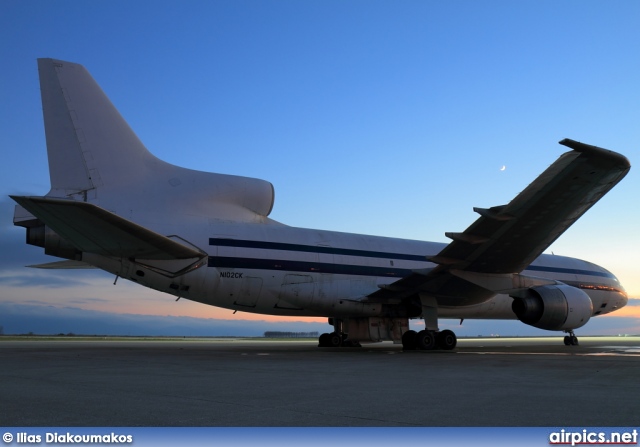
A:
[83, 219, 628, 322]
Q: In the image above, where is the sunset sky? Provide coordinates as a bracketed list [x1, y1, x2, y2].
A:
[1, 0, 639, 336]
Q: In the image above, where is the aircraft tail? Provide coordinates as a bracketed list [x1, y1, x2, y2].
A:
[15, 55, 278, 256]
[12, 58, 278, 269]
[38, 58, 158, 199]
[34, 58, 275, 220]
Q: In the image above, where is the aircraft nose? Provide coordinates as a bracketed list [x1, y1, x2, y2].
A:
[612, 282, 628, 310]
[620, 291, 629, 308]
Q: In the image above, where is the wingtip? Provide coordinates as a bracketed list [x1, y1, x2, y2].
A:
[559, 138, 631, 169]
[559, 138, 599, 151]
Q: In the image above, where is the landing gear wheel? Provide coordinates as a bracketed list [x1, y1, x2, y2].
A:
[318, 333, 331, 347]
[437, 329, 457, 350]
[401, 330, 418, 350]
[416, 330, 436, 350]
[564, 331, 579, 346]
[328, 332, 342, 347]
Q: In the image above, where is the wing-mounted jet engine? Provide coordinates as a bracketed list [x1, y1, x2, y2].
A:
[511, 284, 593, 345]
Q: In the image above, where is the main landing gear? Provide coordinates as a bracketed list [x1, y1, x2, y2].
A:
[317, 319, 361, 348]
[401, 329, 457, 351]
[401, 293, 456, 351]
[563, 330, 579, 346]
[317, 332, 361, 348]
[318, 331, 342, 348]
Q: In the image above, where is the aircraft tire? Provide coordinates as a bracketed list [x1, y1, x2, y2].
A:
[401, 330, 418, 350]
[416, 330, 436, 350]
[318, 333, 331, 347]
[328, 332, 342, 347]
[437, 329, 457, 350]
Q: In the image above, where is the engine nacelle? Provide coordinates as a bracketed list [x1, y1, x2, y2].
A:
[511, 284, 593, 331]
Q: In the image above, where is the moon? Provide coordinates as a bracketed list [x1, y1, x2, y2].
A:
[500, 165, 506, 171]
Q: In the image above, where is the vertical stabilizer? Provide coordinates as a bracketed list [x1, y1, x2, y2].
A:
[38, 58, 157, 198]
[31, 58, 276, 222]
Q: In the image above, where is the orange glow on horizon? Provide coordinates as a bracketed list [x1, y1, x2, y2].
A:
[604, 301, 640, 319]
[88, 297, 327, 323]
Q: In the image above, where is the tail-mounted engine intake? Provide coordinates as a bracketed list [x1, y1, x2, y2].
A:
[511, 284, 593, 331]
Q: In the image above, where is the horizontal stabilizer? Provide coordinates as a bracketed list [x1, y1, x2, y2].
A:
[10, 196, 204, 260]
[28, 260, 96, 269]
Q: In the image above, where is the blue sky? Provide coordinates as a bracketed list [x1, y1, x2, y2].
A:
[1, 0, 639, 335]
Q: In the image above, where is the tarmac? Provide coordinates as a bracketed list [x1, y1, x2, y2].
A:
[1, 336, 640, 427]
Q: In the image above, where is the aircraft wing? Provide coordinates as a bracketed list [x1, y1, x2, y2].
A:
[368, 139, 631, 306]
[10, 196, 203, 260]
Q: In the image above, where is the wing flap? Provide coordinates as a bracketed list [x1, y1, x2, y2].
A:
[10, 196, 203, 260]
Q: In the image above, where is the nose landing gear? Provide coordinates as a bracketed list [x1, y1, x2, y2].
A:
[563, 330, 579, 346]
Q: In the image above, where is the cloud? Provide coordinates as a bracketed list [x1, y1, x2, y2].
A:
[441, 316, 640, 337]
[20, 300, 57, 305]
[66, 298, 110, 305]
[0, 303, 329, 336]
[0, 303, 637, 338]
[0, 271, 100, 288]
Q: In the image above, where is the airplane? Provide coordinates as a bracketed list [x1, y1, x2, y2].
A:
[11, 58, 631, 350]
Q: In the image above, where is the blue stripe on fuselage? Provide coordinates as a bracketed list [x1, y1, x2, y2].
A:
[208, 238, 615, 280]
[209, 238, 426, 261]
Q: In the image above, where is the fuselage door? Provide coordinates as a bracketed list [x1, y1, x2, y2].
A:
[276, 274, 314, 310]
[234, 276, 263, 308]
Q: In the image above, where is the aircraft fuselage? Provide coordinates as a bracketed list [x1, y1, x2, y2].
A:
[83, 221, 627, 322]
